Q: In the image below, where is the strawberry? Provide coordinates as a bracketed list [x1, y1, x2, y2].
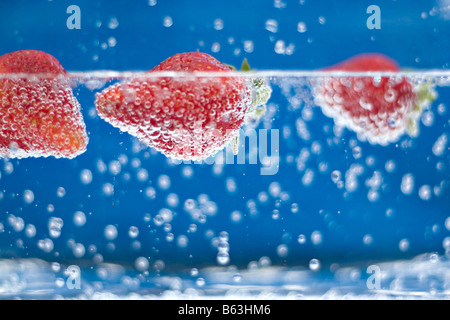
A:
[95, 52, 271, 160]
[0, 50, 88, 159]
[314, 53, 436, 145]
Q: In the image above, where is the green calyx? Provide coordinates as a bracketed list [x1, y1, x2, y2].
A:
[228, 58, 272, 155]
[406, 82, 437, 137]
[238, 58, 272, 118]
[240, 58, 251, 72]
[415, 83, 437, 112]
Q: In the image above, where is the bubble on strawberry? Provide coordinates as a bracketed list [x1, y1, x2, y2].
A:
[313, 54, 437, 145]
[314, 75, 436, 145]
[0, 77, 88, 159]
[95, 59, 257, 160]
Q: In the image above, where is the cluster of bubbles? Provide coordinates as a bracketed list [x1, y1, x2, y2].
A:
[0, 78, 88, 159]
[95, 74, 253, 161]
[0, 69, 448, 301]
[215, 231, 230, 266]
[275, 76, 448, 204]
[0, 252, 449, 299]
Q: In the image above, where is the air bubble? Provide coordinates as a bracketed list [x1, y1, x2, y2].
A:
[258, 191, 269, 203]
[243, 40, 254, 53]
[401, 173, 414, 195]
[177, 235, 189, 248]
[265, 19, 278, 33]
[102, 183, 114, 196]
[268, 181, 281, 197]
[226, 177, 237, 193]
[418, 185, 432, 201]
[429, 253, 439, 263]
[302, 169, 315, 186]
[72, 243, 85, 258]
[386, 208, 395, 219]
[421, 111, 434, 126]
[182, 166, 194, 179]
[274, 40, 286, 54]
[432, 133, 447, 157]
[107, 37, 117, 47]
[272, 209, 280, 220]
[80, 169, 93, 184]
[154, 260, 165, 271]
[230, 210, 242, 223]
[211, 42, 220, 53]
[213, 18, 224, 30]
[108, 17, 119, 29]
[166, 193, 179, 207]
[25, 224, 36, 238]
[56, 187, 66, 198]
[196, 277, 206, 287]
[367, 189, 380, 202]
[399, 239, 410, 252]
[274, 0, 286, 8]
[73, 211, 86, 227]
[96, 159, 107, 173]
[309, 259, 321, 271]
[135, 257, 149, 271]
[233, 273, 242, 283]
[297, 22, 307, 33]
[48, 217, 63, 238]
[163, 16, 173, 28]
[385, 160, 396, 173]
[437, 103, 446, 115]
[276, 244, 289, 258]
[23, 189, 34, 204]
[37, 238, 54, 253]
[145, 186, 156, 199]
[3, 162, 13, 175]
[363, 234, 373, 246]
[190, 268, 199, 277]
[104, 225, 118, 240]
[217, 252, 230, 265]
[158, 175, 171, 190]
[108, 160, 121, 175]
[128, 226, 139, 238]
[137, 168, 149, 182]
[258, 256, 272, 268]
[311, 231, 323, 245]
[297, 234, 306, 244]
[331, 170, 341, 183]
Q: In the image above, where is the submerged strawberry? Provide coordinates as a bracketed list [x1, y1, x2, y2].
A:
[95, 52, 271, 160]
[0, 50, 88, 159]
[314, 53, 436, 145]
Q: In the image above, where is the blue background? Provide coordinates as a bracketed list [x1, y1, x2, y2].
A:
[0, 0, 449, 270]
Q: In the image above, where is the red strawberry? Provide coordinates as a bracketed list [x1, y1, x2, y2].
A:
[95, 52, 270, 160]
[0, 50, 88, 159]
[314, 53, 436, 145]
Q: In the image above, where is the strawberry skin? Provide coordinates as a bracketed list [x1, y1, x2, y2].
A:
[323, 53, 399, 72]
[0, 50, 88, 159]
[95, 52, 253, 160]
[0, 50, 66, 75]
[314, 53, 434, 145]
